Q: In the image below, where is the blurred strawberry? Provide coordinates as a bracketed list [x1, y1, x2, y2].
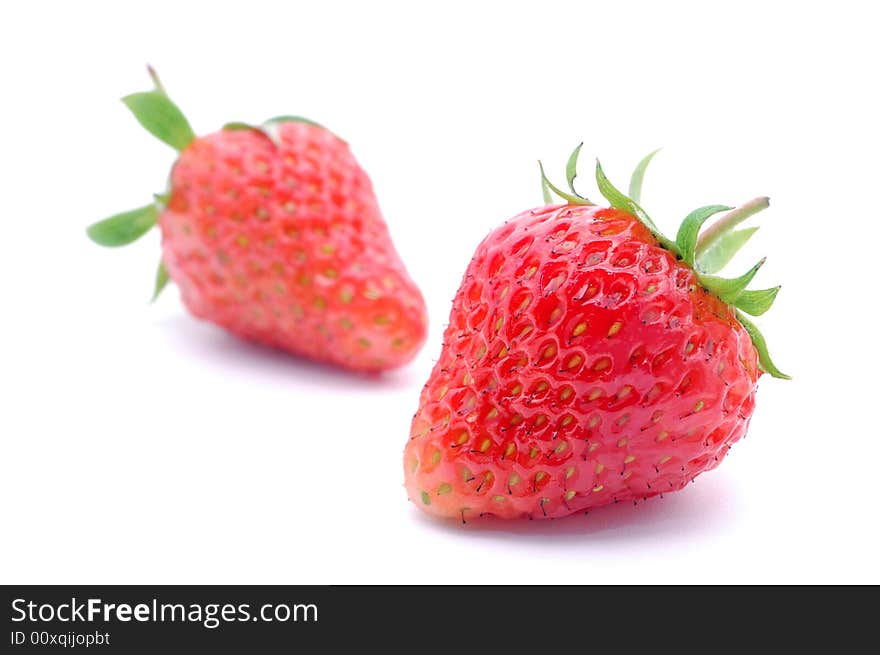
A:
[88, 68, 427, 372]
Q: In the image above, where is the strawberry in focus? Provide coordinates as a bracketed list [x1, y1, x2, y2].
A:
[88, 69, 427, 372]
[404, 146, 788, 521]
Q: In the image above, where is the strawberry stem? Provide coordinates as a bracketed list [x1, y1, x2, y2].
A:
[695, 197, 769, 257]
[147, 64, 166, 96]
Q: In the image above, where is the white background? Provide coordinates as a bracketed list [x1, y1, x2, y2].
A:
[2, 1, 878, 584]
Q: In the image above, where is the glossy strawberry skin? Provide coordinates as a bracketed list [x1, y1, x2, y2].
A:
[160, 121, 427, 372]
[405, 204, 760, 521]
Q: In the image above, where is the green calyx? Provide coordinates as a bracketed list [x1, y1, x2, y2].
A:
[121, 66, 195, 152]
[222, 115, 330, 144]
[86, 66, 189, 301]
[86, 204, 158, 247]
[539, 146, 789, 380]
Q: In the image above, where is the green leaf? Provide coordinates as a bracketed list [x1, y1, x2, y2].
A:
[735, 311, 791, 380]
[222, 122, 272, 142]
[264, 115, 324, 129]
[539, 161, 590, 206]
[595, 160, 658, 230]
[595, 160, 678, 253]
[122, 91, 195, 151]
[565, 142, 584, 197]
[628, 148, 660, 204]
[699, 258, 765, 304]
[541, 169, 552, 204]
[734, 286, 780, 316]
[223, 121, 258, 131]
[87, 204, 158, 247]
[695, 226, 759, 274]
[152, 259, 170, 302]
[263, 115, 341, 144]
[674, 205, 732, 266]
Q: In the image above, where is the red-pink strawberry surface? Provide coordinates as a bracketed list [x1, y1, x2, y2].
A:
[405, 203, 762, 521]
[161, 121, 427, 371]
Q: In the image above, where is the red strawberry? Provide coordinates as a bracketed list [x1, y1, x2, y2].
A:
[88, 69, 427, 372]
[404, 145, 788, 521]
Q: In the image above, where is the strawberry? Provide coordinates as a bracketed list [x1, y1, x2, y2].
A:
[88, 69, 427, 372]
[404, 145, 788, 521]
